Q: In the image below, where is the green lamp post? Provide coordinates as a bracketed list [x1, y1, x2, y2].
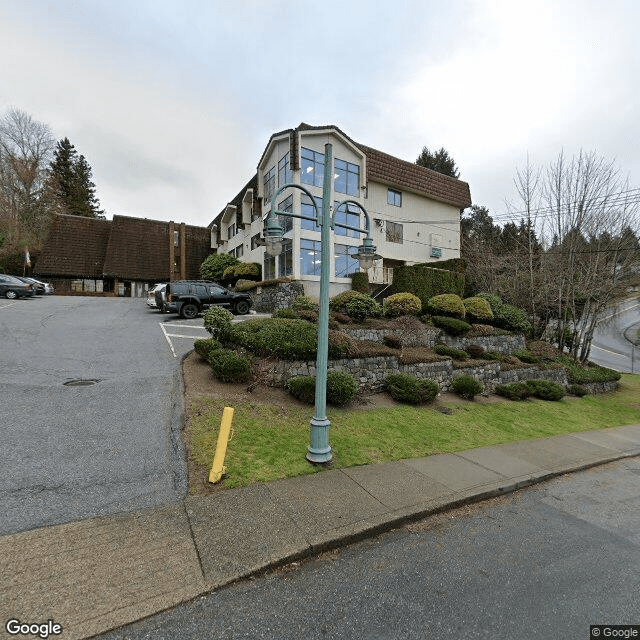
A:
[264, 142, 381, 464]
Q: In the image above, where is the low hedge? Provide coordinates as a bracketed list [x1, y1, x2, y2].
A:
[513, 349, 540, 364]
[209, 348, 252, 383]
[285, 371, 358, 406]
[427, 294, 466, 319]
[556, 355, 622, 384]
[385, 374, 439, 405]
[463, 296, 493, 322]
[431, 316, 472, 336]
[450, 375, 484, 399]
[495, 382, 531, 400]
[525, 379, 565, 401]
[204, 306, 234, 340]
[383, 292, 422, 318]
[434, 344, 469, 360]
[194, 337, 222, 360]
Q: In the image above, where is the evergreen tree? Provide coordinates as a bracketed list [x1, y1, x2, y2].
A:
[47, 137, 104, 218]
[415, 146, 460, 178]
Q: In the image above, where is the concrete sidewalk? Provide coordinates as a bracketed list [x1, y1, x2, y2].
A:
[3, 424, 640, 640]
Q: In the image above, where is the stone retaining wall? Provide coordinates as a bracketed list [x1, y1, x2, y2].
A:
[441, 333, 527, 355]
[250, 281, 305, 313]
[268, 356, 568, 394]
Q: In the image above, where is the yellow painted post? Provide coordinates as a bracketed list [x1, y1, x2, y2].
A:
[209, 407, 234, 484]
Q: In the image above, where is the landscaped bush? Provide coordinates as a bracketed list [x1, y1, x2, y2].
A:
[296, 309, 319, 324]
[351, 271, 369, 294]
[331, 312, 352, 324]
[204, 306, 234, 340]
[326, 371, 359, 406]
[434, 344, 469, 360]
[234, 262, 261, 281]
[235, 279, 258, 292]
[463, 297, 494, 322]
[528, 340, 560, 360]
[450, 375, 484, 399]
[383, 292, 422, 318]
[285, 371, 358, 406]
[495, 382, 531, 400]
[385, 373, 439, 405]
[494, 303, 531, 334]
[194, 337, 222, 360]
[200, 253, 240, 281]
[285, 376, 316, 404]
[481, 351, 501, 360]
[292, 295, 318, 312]
[431, 315, 472, 336]
[466, 344, 485, 359]
[209, 348, 252, 383]
[228, 318, 350, 360]
[329, 290, 382, 322]
[513, 349, 540, 364]
[222, 265, 237, 282]
[525, 379, 565, 401]
[273, 307, 299, 319]
[568, 384, 588, 397]
[476, 292, 502, 313]
[556, 355, 622, 384]
[427, 294, 466, 319]
[383, 335, 403, 349]
[391, 264, 465, 308]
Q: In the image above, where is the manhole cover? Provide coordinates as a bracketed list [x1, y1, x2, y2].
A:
[63, 379, 100, 387]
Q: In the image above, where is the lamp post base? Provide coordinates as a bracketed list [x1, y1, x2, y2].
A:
[307, 417, 332, 464]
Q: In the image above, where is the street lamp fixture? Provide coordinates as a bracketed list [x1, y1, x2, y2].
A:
[263, 142, 381, 464]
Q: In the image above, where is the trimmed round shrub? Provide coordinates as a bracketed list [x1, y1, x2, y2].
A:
[209, 348, 252, 383]
[431, 316, 472, 336]
[556, 355, 622, 384]
[204, 305, 234, 340]
[481, 351, 501, 360]
[235, 279, 258, 292]
[463, 297, 494, 322]
[434, 344, 469, 360]
[450, 375, 484, 399]
[285, 376, 316, 404]
[568, 384, 588, 397]
[513, 349, 540, 364]
[234, 262, 261, 281]
[427, 294, 466, 319]
[285, 371, 358, 406]
[222, 265, 237, 280]
[296, 309, 319, 323]
[495, 303, 531, 334]
[385, 373, 439, 405]
[384, 292, 422, 318]
[495, 382, 531, 400]
[273, 307, 299, 319]
[330, 290, 382, 321]
[292, 295, 318, 312]
[194, 337, 222, 360]
[525, 379, 565, 401]
[466, 344, 485, 359]
[200, 253, 240, 281]
[351, 271, 369, 294]
[326, 371, 358, 406]
[476, 292, 502, 312]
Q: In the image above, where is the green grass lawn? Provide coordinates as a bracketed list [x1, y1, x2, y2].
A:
[189, 374, 640, 490]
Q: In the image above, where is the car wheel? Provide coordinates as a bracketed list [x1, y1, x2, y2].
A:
[5, 290, 18, 299]
[180, 303, 199, 319]
[234, 300, 250, 315]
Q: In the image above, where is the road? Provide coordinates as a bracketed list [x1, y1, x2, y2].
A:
[0, 296, 209, 535]
[97, 457, 640, 640]
[590, 297, 640, 373]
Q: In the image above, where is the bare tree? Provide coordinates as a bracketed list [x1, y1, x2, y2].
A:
[537, 150, 640, 361]
[0, 108, 56, 257]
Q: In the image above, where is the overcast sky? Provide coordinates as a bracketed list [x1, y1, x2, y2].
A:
[1, 0, 638, 229]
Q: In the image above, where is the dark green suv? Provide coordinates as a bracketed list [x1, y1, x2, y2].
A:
[161, 280, 252, 319]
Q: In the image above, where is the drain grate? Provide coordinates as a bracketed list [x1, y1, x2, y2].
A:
[63, 379, 100, 387]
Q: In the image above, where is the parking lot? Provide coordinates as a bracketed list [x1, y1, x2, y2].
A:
[0, 296, 196, 535]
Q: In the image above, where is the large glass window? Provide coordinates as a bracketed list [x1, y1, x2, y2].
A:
[334, 201, 360, 237]
[300, 147, 324, 188]
[227, 223, 236, 240]
[386, 221, 403, 243]
[387, 188, 402, 207]
[301, 194, 321, 231]
[278, 194, 293, 234]
[278, 152, 292, 186]
[300, 238, 322, 275]
[334, 158, 359, 196]
[278, 239, 293, 277]
[264, 165, 276, 203]
[264, 254, 276, 280]
[335, 243, 359, 277]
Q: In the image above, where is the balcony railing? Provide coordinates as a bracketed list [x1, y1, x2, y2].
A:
[369, 266, 393, 284]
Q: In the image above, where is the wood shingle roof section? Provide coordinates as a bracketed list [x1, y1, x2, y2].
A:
[355, 143, 472, 209]
[36, 214, 111, 277]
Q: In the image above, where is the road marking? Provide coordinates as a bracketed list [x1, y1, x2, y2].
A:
[165, 333, 208, 339]
[600, 302, 640, 322]
[0, 301, 18, 310]
[163, 323, 205, 329]
[159, 323, 177, 358]
[591, 344, 630, 358]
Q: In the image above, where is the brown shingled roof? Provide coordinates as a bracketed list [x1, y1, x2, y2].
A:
[35, 215, 111, 277]
[102, 215, 171, 280]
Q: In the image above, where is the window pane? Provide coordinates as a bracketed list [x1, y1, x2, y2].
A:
[334, 243, 359, 277]
[300, 238, 321, 275]
[278, 239, 293, 277]
[347, 170, 359, 196]
[264, 254, 275, 280]
[301, 194, 321, 231]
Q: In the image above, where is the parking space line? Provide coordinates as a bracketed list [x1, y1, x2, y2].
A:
[0, 301, 18, 310]
[159, 323, 177, 358]
[165, 333, 208, 339]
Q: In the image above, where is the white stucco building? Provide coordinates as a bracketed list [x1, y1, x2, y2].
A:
[209, 123, 472, 297]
